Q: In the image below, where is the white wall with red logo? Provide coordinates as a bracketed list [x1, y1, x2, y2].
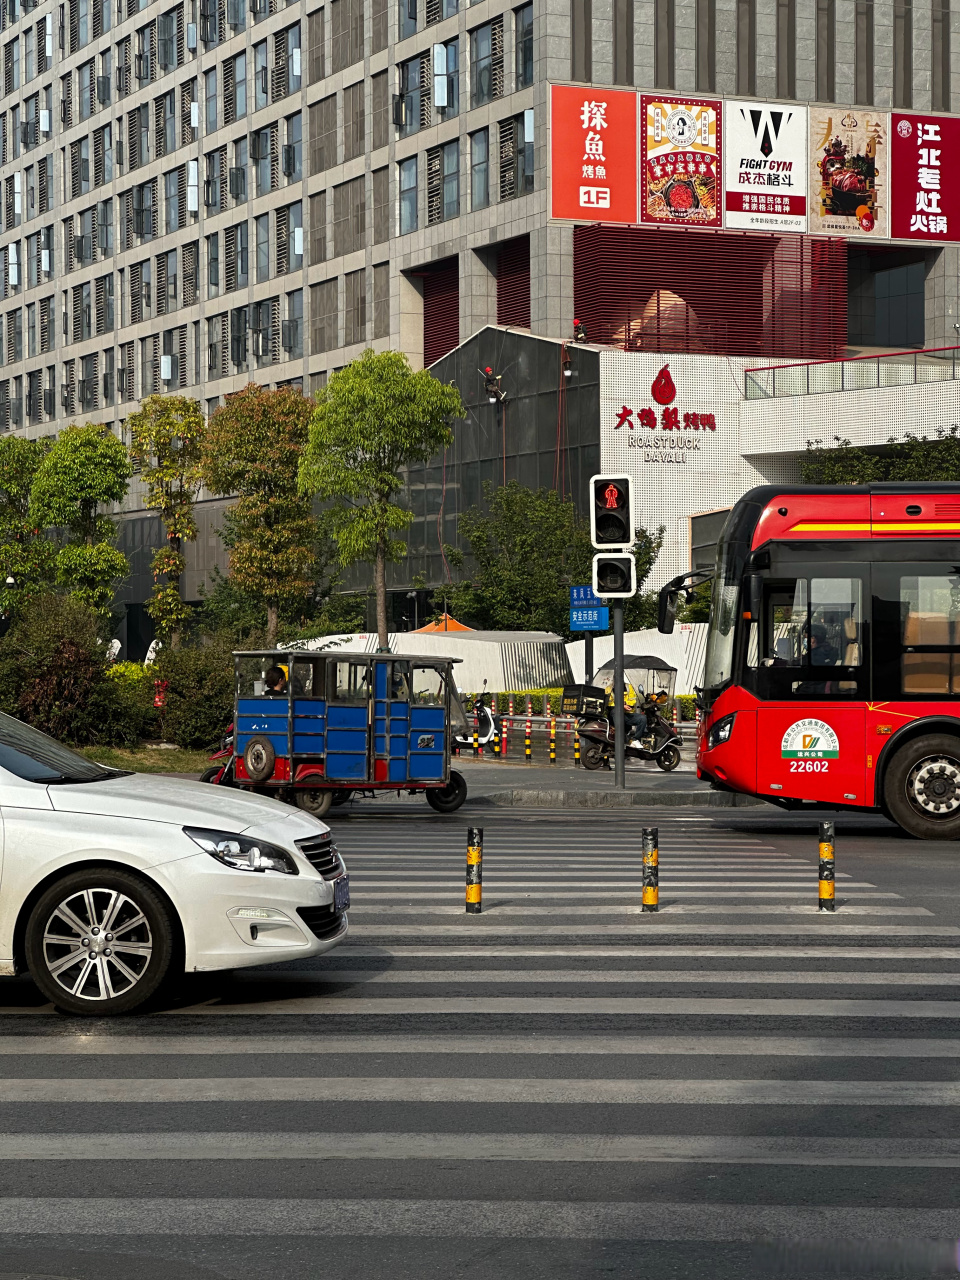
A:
[600, 347, 960, 590]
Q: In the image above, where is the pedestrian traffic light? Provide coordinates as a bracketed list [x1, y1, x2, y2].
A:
[589, 474, 634, 549]
[592, 552, 637, 599]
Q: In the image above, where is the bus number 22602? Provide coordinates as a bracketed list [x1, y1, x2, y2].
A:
[789, 760, 829, 772]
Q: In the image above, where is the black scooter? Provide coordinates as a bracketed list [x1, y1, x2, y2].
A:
[577, 695, 683, 772]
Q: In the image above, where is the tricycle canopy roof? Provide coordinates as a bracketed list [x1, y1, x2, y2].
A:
[233, 650, 462, 664]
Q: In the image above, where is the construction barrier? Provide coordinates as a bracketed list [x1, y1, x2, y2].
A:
[466, 827, 483, 914]
[642, 827, 659, 913]
[818, 820, 835, 913]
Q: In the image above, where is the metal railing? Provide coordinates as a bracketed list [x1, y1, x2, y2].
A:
[744, 345, 960, 401]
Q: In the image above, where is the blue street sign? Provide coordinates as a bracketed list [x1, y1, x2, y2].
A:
[570, 585, 603, 607]
[570, 606, 610, 631]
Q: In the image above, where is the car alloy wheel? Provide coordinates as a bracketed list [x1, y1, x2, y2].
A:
[26, 869, 176, 1015]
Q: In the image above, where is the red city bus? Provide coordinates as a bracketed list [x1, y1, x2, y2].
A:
[659, 483, 960, 839]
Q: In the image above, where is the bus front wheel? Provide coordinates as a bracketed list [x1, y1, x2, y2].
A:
[884, 734, 960, 840]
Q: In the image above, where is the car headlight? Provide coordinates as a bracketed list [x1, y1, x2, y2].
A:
[707, 714, 736, 749]
[184, 827, 299, 875]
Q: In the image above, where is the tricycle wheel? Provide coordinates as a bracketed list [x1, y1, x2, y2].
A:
[294, 789, 334, 818]
[581, 744, 606, 770]
[244, 735, 276, 782]
[331, 790, 352, 806]
[425, 770, 467, 814]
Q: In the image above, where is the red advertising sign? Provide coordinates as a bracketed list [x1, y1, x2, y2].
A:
[549, 84, 638, 224]
[640, 95, 721, 227]
[891, 112, 960, 241]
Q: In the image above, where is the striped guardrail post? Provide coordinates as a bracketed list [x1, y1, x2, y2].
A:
[818, 820, 835, 913]
[642, 827, 659, 913]
[525, 719, 532, 762]
[466, 827, 483, 914]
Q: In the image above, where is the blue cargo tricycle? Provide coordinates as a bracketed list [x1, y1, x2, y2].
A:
[201, 649, 469, 817]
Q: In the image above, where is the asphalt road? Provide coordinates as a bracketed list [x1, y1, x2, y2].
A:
[1, 801, 960, 1279]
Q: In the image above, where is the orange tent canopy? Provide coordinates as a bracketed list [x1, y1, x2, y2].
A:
[413, 613, 474, 633]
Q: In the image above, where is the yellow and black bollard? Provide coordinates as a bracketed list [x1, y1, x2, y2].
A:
[818, 820, 835, 913]
[549, 718, 556, 765]
[574, 730, 581, 768]
[642, 827, 659, 913]
[466, 827, 483, 914]
[525, 720, 532, 762]
[472, 720, 479, 757]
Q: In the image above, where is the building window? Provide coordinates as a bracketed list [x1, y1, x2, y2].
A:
[437, 39, 459, 121]
[571, 0, 591, 80]
[736, 0, 755, 94]
[235, 136, 250, 202]
[332, 177, 364, 255]
[285, 112, 302, 181]
[284, 288, 302, 358]
[399, 0, 417, 41]
[398, 54, 426, 137]
[933, 0, 951, 110]
[164, 169, 179, 233]
[499, 111, 533, 200]
[855, 0, 873, 103]
[344, 268, 365, 346]
[894, 0, 912, 106]
[655, 0, 674, 88]
[399, 155, 417, 233]
[816, 0, 835, 101]
[470, 18, 503, 107]
[427, 139, 459, 224]
[470, 127, 489, 209]
[256, 213, 269, 280]
[311, 277, 338, 353]
[205, 68, 217, 133]
[372, 167, 389, 242]
[696, 0, 715, 89]
[207, 231, 219, 296]
[255, 40, 269, 109]
[343, 81, 364, 160]
[373, 261, 389, 338]
[776, 0, 795, 97]
[515, 4, 533, 88]
[611, 0, 632, 84]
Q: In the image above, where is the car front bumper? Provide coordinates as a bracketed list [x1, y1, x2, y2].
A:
[155, 852, 349, 973]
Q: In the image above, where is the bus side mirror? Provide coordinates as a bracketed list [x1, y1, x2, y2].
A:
[658, 587, 679, 634]
[745, 573, 763, 621]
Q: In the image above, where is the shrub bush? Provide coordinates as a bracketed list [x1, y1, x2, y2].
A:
[157, 640, 234, 748]
[104, 661, 159, 741]
[0, 594, 144, 745]
[676, 694, 697, 722]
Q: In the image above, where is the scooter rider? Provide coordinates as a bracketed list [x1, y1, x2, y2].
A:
[606, 678, 646, 742]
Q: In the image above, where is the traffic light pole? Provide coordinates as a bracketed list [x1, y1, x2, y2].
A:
[584, 632, 594, 685]
[613, 605, 625, 789]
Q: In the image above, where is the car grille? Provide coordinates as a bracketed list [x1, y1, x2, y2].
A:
[297, 904, 346, 941]
[296, 834, 343, 880]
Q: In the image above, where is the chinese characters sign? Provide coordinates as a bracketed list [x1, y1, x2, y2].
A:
[612, 362, 716, 464]
[641, 95, 721, 227]
[890, 113, 960, 240]
[549, 84, 638, 224]
[723, 101, 807, 231]
[808, 107, 888, 237]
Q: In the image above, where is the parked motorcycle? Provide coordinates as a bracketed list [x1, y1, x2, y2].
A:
[200, 726, 235, 785]
[577, 692, 683, 772]
[454, 681, 502, 752]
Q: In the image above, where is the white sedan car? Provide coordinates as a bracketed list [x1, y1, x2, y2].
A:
[0, 713, 349, 1015]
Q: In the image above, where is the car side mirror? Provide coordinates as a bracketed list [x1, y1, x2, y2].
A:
[745, 573, 763, 621]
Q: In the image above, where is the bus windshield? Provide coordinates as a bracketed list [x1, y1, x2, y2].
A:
[703, 524, 747, 694]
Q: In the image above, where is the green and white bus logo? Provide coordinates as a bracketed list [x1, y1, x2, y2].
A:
[781, 718, 840, 759]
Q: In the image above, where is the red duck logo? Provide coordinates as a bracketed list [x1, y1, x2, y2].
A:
[651, 364, 676, 406]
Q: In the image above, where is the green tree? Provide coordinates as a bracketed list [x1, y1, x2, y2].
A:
[800, 437, 885, 485]
[0, 436, 56, 617]
[127, 394, 206, 645]
[433, 480, 664, 640]
[202, 383, 318, 645]
[300, 350, 464, 649]
[800, 426, 960, 486]
[887, 426, 960, 481]
[29, 424, 130, 620]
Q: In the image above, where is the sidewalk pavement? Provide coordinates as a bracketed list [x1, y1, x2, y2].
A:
[452, 760, 766, 809]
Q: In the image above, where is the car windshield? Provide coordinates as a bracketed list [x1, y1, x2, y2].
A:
[0, 712, 118, 784]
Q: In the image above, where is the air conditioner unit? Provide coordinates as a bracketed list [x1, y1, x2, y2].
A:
[281, 144, 295, 176]
[96, 74, 110, 104]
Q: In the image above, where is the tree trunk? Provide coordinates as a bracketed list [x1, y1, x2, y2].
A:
[375, 541, 388, 650]
[266, 603, 279, 645]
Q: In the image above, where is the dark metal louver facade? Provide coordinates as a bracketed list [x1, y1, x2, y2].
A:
[573, 224, 847, 361]
[423, 256, 459, 366]
[496, 235, 531, 328]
